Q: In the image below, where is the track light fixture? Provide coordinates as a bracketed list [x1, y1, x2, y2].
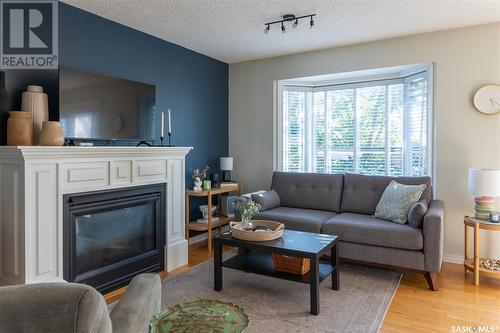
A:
[264, 13, 316, 33]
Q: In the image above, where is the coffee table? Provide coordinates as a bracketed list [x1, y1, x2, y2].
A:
[214, 229, 339, 315]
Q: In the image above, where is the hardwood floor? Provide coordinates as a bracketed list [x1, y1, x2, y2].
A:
[105, 243, 500, 332]
[382, 262, 500, 332]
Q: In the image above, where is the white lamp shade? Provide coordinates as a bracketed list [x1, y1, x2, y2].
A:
[220, 157, 233, 171]
[468, 169, 500, 197]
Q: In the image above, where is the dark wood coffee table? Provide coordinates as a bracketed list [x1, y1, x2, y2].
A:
[214, 229, 339, 315]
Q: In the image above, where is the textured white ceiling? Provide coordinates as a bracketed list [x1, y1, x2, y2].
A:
[61, 0, 500, 64]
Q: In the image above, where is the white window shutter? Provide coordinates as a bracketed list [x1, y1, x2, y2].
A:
[281, 71, 430, 177]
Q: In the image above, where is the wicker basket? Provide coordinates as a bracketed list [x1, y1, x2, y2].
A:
[229, 220, 284, 242]
[272, 254, 311, 275]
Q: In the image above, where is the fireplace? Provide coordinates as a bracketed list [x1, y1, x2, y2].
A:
[63, 184, 165, 293]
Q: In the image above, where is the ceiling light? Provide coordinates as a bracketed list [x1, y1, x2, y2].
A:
[264, 13, 316, 34]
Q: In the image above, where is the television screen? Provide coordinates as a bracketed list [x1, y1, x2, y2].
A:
[59, 66, 157, 141]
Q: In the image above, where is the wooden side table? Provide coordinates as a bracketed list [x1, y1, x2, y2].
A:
[185, 184, 242, 252]
[464, 216, 500, 285]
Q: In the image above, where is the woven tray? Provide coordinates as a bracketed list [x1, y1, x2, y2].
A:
[230, 220, 284, 241]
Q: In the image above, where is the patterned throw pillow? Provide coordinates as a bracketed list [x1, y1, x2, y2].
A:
[374, 180, 427, 224]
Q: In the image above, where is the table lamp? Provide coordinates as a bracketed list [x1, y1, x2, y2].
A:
[468, 169, 500, 220]
[220, 157, 233, 182]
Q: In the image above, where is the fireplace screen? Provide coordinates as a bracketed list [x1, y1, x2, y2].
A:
[64, 184, 165, 293]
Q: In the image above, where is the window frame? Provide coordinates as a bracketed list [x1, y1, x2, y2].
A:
[274, 64, 434, 177]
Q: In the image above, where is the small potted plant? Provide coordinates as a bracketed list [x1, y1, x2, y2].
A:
[192, 166, 209, 191]
[235, 200, 262, 231]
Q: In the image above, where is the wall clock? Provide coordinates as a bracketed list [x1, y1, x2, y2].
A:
[473, 84, 500, 115]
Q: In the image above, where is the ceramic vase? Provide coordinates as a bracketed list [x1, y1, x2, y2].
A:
[22, 85, 48, 145]
[241, 215, 254, 231]
[39, 121, 64, 146]
[7, 111, 33, 146]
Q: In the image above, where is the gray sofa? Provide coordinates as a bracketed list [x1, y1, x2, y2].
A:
[251, 172, 444, 291]
[0, 273, 161, 333]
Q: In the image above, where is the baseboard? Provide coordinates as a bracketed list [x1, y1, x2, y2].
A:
[165, 238, 188, 272]
[443, 254, 464, 264]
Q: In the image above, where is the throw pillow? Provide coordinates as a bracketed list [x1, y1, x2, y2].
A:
[252, 190, 280, 211]
[374, 180, 427, 224]
[408, 199, 428, 228]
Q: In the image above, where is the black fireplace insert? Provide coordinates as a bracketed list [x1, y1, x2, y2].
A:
[63, 184, 165, 293]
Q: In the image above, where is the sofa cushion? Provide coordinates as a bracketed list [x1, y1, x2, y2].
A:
[374, 180, 427, 224]
[252, 190, 280, 211]
[341, 173, 432, 215]
[255, 207, 337, 233]
[271, 171, 344, 213]
[322, 213, 423, 250]
[408, 199, 428, 228]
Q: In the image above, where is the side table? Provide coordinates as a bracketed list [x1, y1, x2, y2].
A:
[185, 184, 242, 252]
[464, 216, 500, 285]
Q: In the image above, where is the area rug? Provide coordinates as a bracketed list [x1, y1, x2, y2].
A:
[161, 251, 401, 333]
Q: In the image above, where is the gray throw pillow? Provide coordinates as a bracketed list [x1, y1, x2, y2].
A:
[252, 190, 280, 211]
[408, 199, 428, 228]
[374, 180, 427, 224]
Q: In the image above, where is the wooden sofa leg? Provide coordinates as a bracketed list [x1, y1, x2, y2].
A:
[423, 272, 438, 291]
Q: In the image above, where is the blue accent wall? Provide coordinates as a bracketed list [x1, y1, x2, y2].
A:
[2, 2, 228, 186]
[59, 3, 228, 180]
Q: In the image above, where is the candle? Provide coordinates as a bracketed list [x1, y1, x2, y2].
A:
[168, 109, 172, 134]
[161, 111, 164, 137]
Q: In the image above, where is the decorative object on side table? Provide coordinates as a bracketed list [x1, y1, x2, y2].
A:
[7, 111, 33, 146]
[489, 212, 500, 223]
[464, 216, 500, 285]
[192, 166, 209, 191]
[39, 121, 64, 146]
[210, 173, 220, 188]
[220, 195, 238, 217]
[199, 204, 217, 220]
[203, 180, 211, 190]
[468, 169, 500, 220]
[150, 299, 249, 333]
[482, 259, 500, 271]
[21, 85, 48, 145]
[234, 199, 261, 231]
[220, 157, 233, 182]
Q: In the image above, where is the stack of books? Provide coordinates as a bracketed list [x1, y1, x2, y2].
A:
[220, 182, 238, 187]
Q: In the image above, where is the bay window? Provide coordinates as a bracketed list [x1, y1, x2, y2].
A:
[279, 66, 432, 177]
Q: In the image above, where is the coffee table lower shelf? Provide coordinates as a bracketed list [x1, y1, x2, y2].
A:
[222, 252, 335, 284]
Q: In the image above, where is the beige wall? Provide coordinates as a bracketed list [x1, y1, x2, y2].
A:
[229, 23, 500, 261]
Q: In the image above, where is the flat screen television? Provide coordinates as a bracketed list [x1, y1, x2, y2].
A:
[59, 66, 157, 142]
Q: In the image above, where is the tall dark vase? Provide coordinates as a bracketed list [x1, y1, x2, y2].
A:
[0, 72, 11, 145]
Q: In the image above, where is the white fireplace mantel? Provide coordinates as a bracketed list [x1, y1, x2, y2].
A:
[0, 146, 192, 285]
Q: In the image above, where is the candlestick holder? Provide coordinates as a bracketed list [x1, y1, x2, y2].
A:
[167, 132, 174, 147]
